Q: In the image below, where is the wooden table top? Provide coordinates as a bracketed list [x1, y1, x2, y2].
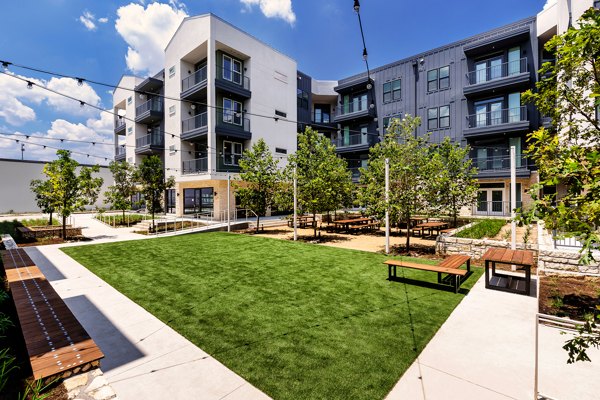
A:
[333, 217, 372, 224]
[482, 248, 535, 266]
[415, 222, 448, 228]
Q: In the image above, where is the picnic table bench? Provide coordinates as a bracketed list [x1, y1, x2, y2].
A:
[384, 254, 471, 293]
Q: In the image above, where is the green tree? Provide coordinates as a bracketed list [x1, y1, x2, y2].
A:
[104, 161, 137, 220]
[43, 150, 103, 239]
[359, 115, 434, 253]
[235, 139, 280, 232]
[521, 8, 600, 362]
[30, 178, 56, 225]
[135, 155, 175, 232]
[430, 137, 479, 228]
[287, 127, 353, 238]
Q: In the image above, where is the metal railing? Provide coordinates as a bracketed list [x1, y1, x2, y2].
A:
[216, 65, 250, 90]
[333, 133, 379, 148]
[469, 153, 529, 171]
[114, 119, 126, 130]
[472, 200, 522, 216]
[552, 231, 583, 249]
[467, 106, 527, 128]
[467, 57, 528, 85]
[115, 146, 126, 156]
[217, 109, 251, 132]
[135, 131, 164, 148]
[181, 66, 207, 91]
[182, 157, 208, 174]
[338, 98, 369, 116]
[182, 112, 208, 133]
[135, 97, 163, 115]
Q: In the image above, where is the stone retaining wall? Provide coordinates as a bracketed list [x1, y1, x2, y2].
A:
[435, 235, 537, 260]
[63, 368, 118, 400]
[17, 225, 82, 239]
[538, 249, 600, 275]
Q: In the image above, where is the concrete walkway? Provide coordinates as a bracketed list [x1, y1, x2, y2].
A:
[386, 277, 600, 400]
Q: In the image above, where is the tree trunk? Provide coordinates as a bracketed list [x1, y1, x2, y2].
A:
[405, 214, 411, 253]
[151, 194, 155, 232]
[256, 215, 260, 233]
[122, 209, 126, 224]
[313, 211, 317, 238]
[48, 211, 53, 226]
[62, 214, 67, 240]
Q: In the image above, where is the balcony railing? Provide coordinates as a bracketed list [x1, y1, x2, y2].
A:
[135, 97, 163, 115]
[114, 118, 126, 130]
[216, 66, 250, 91]
[136, 130, 164, 148]
[182, 66, 208, 92]
[182, 112, 208, 133]
[217, 109, 250, 132]
[115, 146, 126, 156]
[349, 167, 361, 181]
[472, 200, 522, 216]
[467, 106, 527, 128]
[469, 152, 529, 172]
[467, 58, 528, 85]
[182, 157, 208, 174]
[333, 133, 379, 148]
[338, 99, 369, 116]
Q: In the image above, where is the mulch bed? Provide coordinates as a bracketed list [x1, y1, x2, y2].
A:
[539, 274, 600, 320]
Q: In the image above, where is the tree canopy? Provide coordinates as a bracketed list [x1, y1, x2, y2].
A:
[135, 155, 175, 232]
[104, 161, 137, 220]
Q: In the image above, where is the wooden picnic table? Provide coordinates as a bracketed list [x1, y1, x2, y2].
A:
[482, 248, 535, 296]
[288, 215, 316, 228]
[413, 221, 449, 237]
[409, 217, 427, 227]
[332, 217, 373, 232]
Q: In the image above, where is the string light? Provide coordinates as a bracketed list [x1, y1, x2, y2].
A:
[26, 81, 33, 89]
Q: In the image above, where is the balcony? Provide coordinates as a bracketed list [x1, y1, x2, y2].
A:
[180, 66, 207, 100]
[312, 115, 337, 130]
[333, 133, 379, 153]
[215, 66, 251, 99]
[471, 200, 523, 217]
[349, 167, 361, 183]
[135, 130, 164, 155]
[114, 118, 126, 135]
[215, 109, 251, 140]
[470, 152, 531, 178]
[182, 157, 208, 175]
[464, 106, 529, 137]
[135, 76, 163, 93]
[333, 99, 375, 123]
[464, 58, 530, 96]
[135, 98, 163, 124]
[181, 112, 208, 141]
[115, 145, 126, 161]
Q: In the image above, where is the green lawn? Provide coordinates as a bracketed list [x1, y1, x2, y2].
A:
[63, 233, 481, 400]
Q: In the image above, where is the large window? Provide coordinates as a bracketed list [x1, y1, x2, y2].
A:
[184, 188, 213, 215]
[223, 98, 242, 125]
[222, 54, 242, 85]
[383, 79, 401, 103]
[474, 56, 502, 83]
[427, 105, 450, 130]
[314, 104, 331, 123]
[165, 189, 176, 213]
[343, 93, 368, 114]
[297, 89, 309, 109]
[383, 114, 401, 133]
[223, 141, 243, 166]
[427, 66, 450, 92]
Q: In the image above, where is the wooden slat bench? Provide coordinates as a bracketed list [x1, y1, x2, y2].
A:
[1, 247, 104, 380]
[384, 254, 471, 293]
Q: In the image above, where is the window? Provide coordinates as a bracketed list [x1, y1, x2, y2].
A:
[222, 54, 242, 85]
[383, 79, 401, 103]
[428, 106, 450, 130]
[343, 93, 367, 113]
[313, 104, 331, 123]
[127, 126, 133, 135]
[169, 105, 176, 116]
[427, 108, 438, 130]
[223, 141, 243, 166]
[427, 66, 450, 91]
[275, 110, 287, 118]
[439, 105, 450, 128]
[275, 147, 287, 154]
[168, 66, 175, 78]
[474, 57, 502, 84]
[383, 115, 401, 132]
[474, 99, 503, 127]
[297, 89, 309, 109]
[127, 96, 132, 105]
[223, 98, 242, 125]
[169, 145, 176, 155]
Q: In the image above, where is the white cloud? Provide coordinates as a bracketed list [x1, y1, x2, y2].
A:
[543, 0, 557, 10]
[115, 2, 188, 76]
[0, 73, 103, 126]
[98, 17, 109, 23]
[79, 11, 97, 31]
[240, 0, 296, 25]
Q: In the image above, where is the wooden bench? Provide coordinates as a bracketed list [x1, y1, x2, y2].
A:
[1, 246, 104, 380]
[384, 254, 471, 293]
[440, 228, 455, 234]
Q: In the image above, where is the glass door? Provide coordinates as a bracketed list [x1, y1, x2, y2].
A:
[477, 190, 488, 213]
[508, 47, 520, 75]
[491, 190, 504, 214]
[490, 101, 502, 125]
[476, 188, 505, 215]
[508, 93, 521, 123]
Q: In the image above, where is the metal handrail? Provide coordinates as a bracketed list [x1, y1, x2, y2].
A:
[338, 98, 369, 116]
[467, 106, 527, 128]
[467, 57, 528, 85]
[135, 131, 164, 148]
[115, 146, 126, 156]
[135, 97, 163, 115]
[182, 112, 208, 133]
[181, 66, 208, 91]
[182, 157, 208, 174]
[470, 153, 529, 171]
[216, 65, 250, 90]
[334, 133, 378, 148]
[217, 109, 250, 132]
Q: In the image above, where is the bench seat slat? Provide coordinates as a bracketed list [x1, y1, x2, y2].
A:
[384, 260, 468, 276]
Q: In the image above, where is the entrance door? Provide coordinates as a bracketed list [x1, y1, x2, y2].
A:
[476, 188, 505, 216]
[183, 188, 214, 215]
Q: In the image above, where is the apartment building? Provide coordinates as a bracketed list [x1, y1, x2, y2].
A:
[114, 1, 597, 218]
[113, 14, 298, 217]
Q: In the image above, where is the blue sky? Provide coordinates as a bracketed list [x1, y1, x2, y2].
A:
[0, 0, 548, 164]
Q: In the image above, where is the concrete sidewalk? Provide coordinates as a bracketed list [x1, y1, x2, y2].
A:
[386, 276, 600, 400]
[23, 215, 270, 400]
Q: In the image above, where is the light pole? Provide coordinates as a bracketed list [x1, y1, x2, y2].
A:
[293, 166, 298, 241]
[227, 173, 231, 232]
[385, 158, 390, 254]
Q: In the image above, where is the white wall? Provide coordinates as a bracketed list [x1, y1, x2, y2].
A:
[0, 159, 113, 213]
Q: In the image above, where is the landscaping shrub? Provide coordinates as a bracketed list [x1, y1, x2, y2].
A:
[455, 218, 506, 239]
